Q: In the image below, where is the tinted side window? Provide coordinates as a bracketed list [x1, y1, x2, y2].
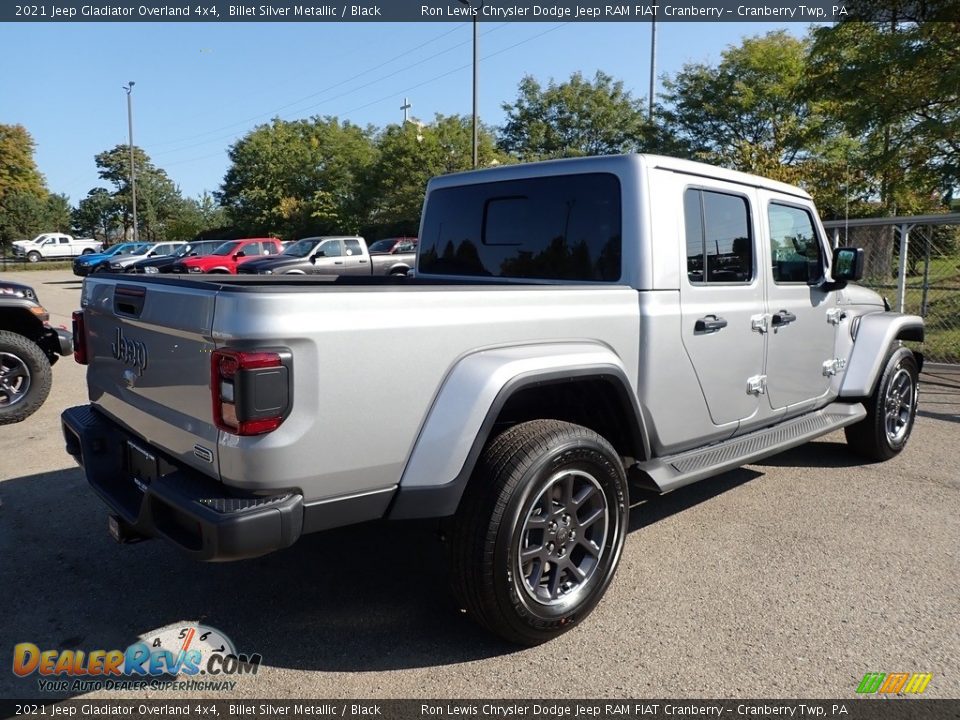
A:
[419, 173, 621, 281]
[344, 239, 362, 256]
[768, 203, 822, 283]
[684, 189, 753, 284]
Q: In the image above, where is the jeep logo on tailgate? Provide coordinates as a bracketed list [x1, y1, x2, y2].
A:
[111, 327, 148, 375]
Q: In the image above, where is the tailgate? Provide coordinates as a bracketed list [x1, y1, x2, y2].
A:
[82, 277, 220, 478]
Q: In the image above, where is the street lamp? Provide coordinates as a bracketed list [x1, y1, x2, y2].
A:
[122, 81, 138, 241]
[458, 0, 483, 168]
[648, 19, 657, 121]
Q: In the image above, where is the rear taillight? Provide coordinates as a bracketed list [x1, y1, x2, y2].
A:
[211, 348, 290, 436]
[72, 310, 88, 365]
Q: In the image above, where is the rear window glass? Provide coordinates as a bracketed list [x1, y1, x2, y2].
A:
[418, 173, 621, 281]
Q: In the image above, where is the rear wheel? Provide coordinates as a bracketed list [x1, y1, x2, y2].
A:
[81, 248, 94, 255]
[449, 420, 629, 645]
[845, 347, 919, 461]
[0, 331, 52, 425]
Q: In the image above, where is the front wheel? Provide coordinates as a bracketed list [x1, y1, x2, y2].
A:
[27, 251, 41, 263]
[449, 420, 629, 645]
[845, 346, 919, 461]
[0, 331, 53, 425]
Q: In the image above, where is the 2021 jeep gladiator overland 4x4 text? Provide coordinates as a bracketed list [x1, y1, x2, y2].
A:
[63, 155, 923, 645]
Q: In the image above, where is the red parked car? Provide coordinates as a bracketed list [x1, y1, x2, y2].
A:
[173, 238, 283, 274]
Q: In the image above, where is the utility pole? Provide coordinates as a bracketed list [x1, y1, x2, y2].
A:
[123, 81, 138, 241]
[401, 97, 412, 123]
[648, 19, 656, 121]
[458, 0, 481, 168]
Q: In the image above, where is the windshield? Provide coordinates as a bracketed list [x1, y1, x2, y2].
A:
[213, 241, 241, 256]
[212, 241, 242, 256]
[175, 240, 221, 257]
[114, 243, 151, 256]
[282, 239, 321, 258]
[102, 243, 136, 257]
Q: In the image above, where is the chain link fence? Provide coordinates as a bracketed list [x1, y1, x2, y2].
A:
[827, 217, 960, 364]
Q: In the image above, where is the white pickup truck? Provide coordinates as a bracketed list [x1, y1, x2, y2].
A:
[63, 154, 923, 645]
[13, 233, 101, 262]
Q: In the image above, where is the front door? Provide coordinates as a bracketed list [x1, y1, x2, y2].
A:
[679, 185, 766, 429]
[309, 239, 344, 274]
[761, 197, 838, 412]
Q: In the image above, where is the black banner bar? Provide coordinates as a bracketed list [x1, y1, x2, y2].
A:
[2, 700, 959, 720]
[1, 1, 941, 24]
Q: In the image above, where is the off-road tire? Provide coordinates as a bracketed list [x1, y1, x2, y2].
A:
[449, 420, 629, 645]
[845, 347, 919, 461]
[0, 330, 53, 425]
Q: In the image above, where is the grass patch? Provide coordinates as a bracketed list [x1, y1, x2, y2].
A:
[0, 258, 73, 272]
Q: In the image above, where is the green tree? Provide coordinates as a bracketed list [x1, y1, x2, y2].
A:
[219, 117, 377, 239]
[0, 124, 49, 248]
[73, 188, 122, 243]
[165, 192, 228, 240]
[362, 115, 505, 232]
[806, 7, 960, 211]
[661, 31, 822, 182]
[500, 72, 654, 161]
[44, 193, 72, 233]
[0, 191, 46, 248]
[94, 145, 183, 240]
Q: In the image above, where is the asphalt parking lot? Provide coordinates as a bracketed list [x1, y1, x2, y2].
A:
[1, 268, 957, 700]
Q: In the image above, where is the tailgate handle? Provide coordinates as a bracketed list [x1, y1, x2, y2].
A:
[114, 285, 146, 318]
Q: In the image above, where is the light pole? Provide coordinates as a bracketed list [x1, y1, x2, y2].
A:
[648, 19, 656, 121]
[123, 81, 138, 241]
[458, 0, 482, 168]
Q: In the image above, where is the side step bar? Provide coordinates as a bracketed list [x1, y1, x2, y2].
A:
[632, 403, 867, 494]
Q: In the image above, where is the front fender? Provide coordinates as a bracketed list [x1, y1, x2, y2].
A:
[840, 312, 924, 398]
[389, 342, 646, 519]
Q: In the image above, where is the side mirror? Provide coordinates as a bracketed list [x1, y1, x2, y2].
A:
[233, 251, 245, 259]
[148, 251, 157, 257]
[832, 247, 864, 283]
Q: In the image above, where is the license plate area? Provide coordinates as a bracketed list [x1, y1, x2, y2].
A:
[125, 440, 159, 493]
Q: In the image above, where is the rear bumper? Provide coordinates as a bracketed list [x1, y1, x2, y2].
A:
[61, 405, 304, 561]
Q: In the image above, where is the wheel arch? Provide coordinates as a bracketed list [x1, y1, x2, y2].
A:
[388, 343, 648, 520]
[840, 312, 924, 398]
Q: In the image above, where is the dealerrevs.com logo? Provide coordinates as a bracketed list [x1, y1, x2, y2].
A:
[856, 672, 933, 695]
[13, 624, 262, 692]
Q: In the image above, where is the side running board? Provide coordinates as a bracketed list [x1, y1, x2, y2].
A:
[632, 403, 867, 494]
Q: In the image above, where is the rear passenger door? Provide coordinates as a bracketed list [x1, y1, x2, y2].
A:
[761, 196, 838, 413]
[340, 238, 370, 275]
[679, 185, 766, 429]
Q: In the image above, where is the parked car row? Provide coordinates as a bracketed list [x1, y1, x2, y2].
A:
[69, 236, 418, 278]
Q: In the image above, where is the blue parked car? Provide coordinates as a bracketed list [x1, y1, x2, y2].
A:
[72, 242, 151, 277]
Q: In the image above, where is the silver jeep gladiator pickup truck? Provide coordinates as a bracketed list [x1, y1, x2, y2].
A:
[62, 154, 923, 645]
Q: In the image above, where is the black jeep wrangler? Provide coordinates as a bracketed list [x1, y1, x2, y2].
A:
[0, 280, 72, 424]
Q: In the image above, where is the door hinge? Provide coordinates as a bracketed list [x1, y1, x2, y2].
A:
[747, 374, 767, 395]
[751, 314, 769, 334]
[826, 308, 847, 326]
[822, 358, 848, 376]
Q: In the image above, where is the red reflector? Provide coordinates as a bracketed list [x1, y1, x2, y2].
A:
[211, 348, 285, 436]
[72, 310, 88, 365]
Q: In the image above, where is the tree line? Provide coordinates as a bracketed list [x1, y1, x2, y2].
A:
[1, 9, 956, 249]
